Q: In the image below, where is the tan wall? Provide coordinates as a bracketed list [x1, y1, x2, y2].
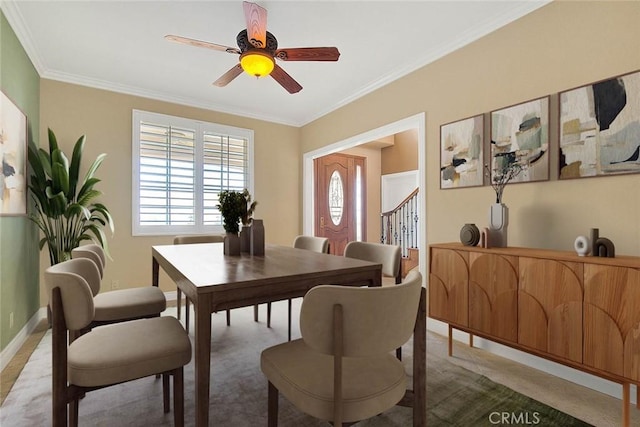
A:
[39, 80, 300, 304]
[381, 129, 418, 175]
[301, 1, 640, 258]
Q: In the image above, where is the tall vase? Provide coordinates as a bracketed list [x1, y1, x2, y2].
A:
[224, 232, 241, 256]
[250, 219, 265, 256]
[488, 203, 508, 247]
[240, 225, 251, 253]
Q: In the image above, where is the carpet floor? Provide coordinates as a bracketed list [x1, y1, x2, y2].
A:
[1, 301, 594, 426]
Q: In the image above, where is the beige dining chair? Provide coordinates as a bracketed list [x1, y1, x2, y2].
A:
[260, 270, 422, 426]
[70, 244, 166, 332]
[46, 258, 192, 427]
[343, 241, 402, 286]
[266, 235, 329, 341]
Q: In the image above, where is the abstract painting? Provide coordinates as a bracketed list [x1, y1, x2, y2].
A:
[490, 96, 549, 184]
[559, 70, 640, 179]
[440, 114, 484, 189]
[1, 91, 28, 215]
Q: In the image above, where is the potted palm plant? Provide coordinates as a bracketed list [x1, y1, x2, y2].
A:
[28, 129, 114, 265]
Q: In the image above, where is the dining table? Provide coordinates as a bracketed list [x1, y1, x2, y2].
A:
[151, 242, 426, 426]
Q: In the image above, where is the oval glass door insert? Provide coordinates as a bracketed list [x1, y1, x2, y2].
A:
[328, 170, 344, 225]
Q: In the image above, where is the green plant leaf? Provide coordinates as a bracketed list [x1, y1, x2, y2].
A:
[45, 187, 67, 217]
[77, 177, 100, 200]
[68, 135, 85, 200]
[78, 189, 101, 206]
[84, 153, 107, 181]
[65, 203, 91, 220]
[27, 143, 46, 183]
[47, 128, 59, 157]
[38, 237, 48, 250]
[51, 162, 70, 195]
[38, 149, 52, 178]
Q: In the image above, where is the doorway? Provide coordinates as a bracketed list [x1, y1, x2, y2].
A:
[314, 153, 366, 255]
[303, 113, 426, 274]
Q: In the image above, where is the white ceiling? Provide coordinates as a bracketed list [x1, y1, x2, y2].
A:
[3, 1, 548, 127]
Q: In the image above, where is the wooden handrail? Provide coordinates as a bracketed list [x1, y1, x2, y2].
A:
[381, 188, 419, 217]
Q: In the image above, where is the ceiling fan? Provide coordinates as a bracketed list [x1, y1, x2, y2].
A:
[165, 1, 340, 94]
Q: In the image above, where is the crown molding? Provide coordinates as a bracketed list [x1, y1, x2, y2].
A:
[1, 0, 47, 75]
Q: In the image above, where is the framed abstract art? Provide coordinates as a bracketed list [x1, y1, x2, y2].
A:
[1, 91, 28, 216]
[559, 69, 640, 179]
[490, 96, 550, 185]
[440, 114, 484, 189]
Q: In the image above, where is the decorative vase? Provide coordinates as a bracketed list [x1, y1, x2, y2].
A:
[460, 223, 480, 246]
[250, 219, 265, 256]
[224, 232, 241, 256]
[488, 203, 508, 247]
[240, 225, 251, 253]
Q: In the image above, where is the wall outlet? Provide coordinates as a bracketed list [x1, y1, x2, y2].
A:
[9, 312, 14, 329]
[111, 280, 120, 289]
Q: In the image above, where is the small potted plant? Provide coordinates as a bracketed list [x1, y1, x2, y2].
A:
[216, 190, 244, 255]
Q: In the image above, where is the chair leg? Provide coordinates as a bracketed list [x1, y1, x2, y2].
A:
[163, 373, 170, 413]
[396, 347, 402, 360]
[174, 369, 184, 427]
[287, 299, 292, 342]
[185, 298, 190, 334]
[70, 398, 79, 427]
[267, 302, 272, 328]
[226, 310, 231, 326]
[177, 288, 182, 321]
[254, 304, 259, 322]
[268, 381, 278, 427]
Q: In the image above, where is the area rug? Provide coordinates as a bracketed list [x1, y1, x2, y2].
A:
[0, 303, 592, 426]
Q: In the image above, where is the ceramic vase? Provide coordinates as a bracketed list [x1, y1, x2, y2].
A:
[250, 219, 265, 256]
[488, 203, 508, 247]
[460, 223, 480, 246]
[240, 225, 251, 253]
[224, 232, 241, 256]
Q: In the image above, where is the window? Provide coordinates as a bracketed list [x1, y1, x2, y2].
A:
[132, 110, 254, 236]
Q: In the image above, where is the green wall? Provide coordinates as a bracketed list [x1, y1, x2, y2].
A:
[0, 11, 40, 351]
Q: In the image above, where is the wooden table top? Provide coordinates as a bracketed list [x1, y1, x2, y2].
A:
[152, 243, 382, 292]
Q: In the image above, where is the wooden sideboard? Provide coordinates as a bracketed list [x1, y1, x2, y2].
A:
[429, 243, 640, 427]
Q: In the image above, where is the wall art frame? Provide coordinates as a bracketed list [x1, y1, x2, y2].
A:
[1, 90, 28, 216]
[440, 114, 484, 189]
[559, 69, 640, 179]
[489, 96, 550, 185]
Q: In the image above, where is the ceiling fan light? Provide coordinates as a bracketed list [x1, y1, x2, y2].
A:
[240, 50, 275, 78]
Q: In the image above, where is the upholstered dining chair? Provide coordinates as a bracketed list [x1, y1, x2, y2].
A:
[343, 241, 402, 286]
[260, 270, 422, 426]
[266, 235, 330, 341]
[70, 244, 166, 332]
[343, 240, 403, 359]
[46, 258, 192, 427]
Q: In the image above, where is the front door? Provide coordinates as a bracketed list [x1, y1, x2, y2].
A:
[314, 153, 366, 255]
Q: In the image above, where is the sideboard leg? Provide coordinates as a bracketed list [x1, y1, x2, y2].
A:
[448, 325, 453, 357]
[469, 334, 474, 348]
[622, 382, 630, 427]
[636, 384, 638, 409]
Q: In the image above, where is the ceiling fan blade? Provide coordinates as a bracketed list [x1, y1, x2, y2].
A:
[271, 64, 302, 94]
[165, 35, 240, 55]
[275, 47, 340, 62]
[213, 64, 244, 87]
[243, 1, 267, 48]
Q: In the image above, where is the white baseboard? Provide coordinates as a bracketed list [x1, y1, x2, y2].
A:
[0, 307, 47, 372]
[1, 291, 178, 373]
[427, 317, 637, 405]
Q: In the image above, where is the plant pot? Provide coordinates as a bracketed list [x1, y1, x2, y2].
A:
[224, 233, 241, 256]
[488, 203, 508, 247]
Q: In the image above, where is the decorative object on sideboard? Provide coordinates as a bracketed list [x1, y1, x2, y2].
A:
[573, 235, 590, 256]
[460, 223, 480, 246]
[589, 228, 599, 255]
[484, 162, 523, 248]
[250, 219, 265, 256]
[479, 227, 491, 248]
[594, 237, 615, 258]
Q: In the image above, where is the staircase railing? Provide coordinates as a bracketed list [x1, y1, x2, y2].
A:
[380, 188, 419, 257]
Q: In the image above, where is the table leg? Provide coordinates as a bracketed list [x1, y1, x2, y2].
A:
[413, 287, 426, 427]
[152, 257, 159, 287]
[448, 324, 453, 357]
[195, 295, 212, 427]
